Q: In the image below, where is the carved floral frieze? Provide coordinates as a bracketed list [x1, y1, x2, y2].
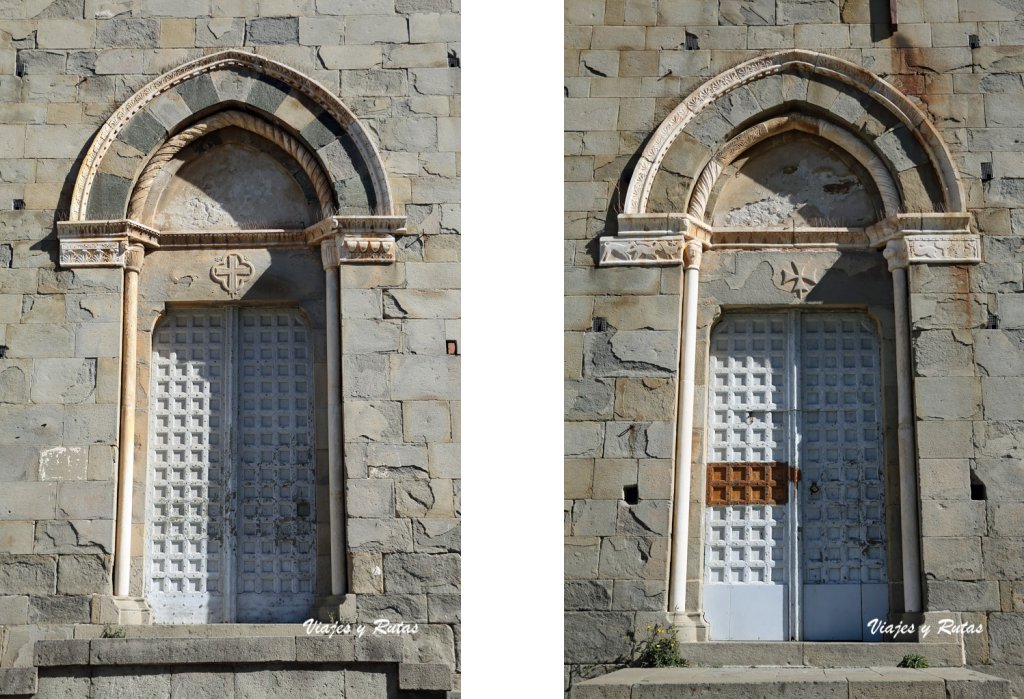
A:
[59, 240, 127, 268]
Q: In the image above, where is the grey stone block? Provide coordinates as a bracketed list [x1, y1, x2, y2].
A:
[57, 481, 115, 520]
[0, 594, 28, 624]
[117, 108, 167, 155]
[989, 613, 1024, 664]
[566, 379, 616, 420]
[173, 72, 219, 113]
[34, 639, 90, 666]
[566, 580, 613, 611]
[85, 172, 131, 219]
[598, 536, 668, 580]
[31, 359, 96, 404]
[348, 518, 414, 552]
[926, 580, 1000, 611]
[347, 479, 395, 518]
[169, 670, 235, 699]
[921, 500, 986, 537]
[983, 378, 1024, 419]
[395, 478, 454, 517]
[29, 595, 90, 623]
[96, 18, 159, 47]
[566, 421, 604, 458]
[389, 355, 458, 400]
[346, 668, 389, 697]
[399, 663, 451, 691]
[356, 593, 427, 624]
[0, 668, 37, 696]
[57, 554, 109, 594]
[565, 612, 633, 664]
[294, 634, 356, 662]
[0, 481, 57, 519]
[402, 400, 451, 442]
[90, 637, 297, 665]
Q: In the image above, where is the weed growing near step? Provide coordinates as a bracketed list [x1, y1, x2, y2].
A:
[632, 624, 689, 668]
[898, 653, 929, 668]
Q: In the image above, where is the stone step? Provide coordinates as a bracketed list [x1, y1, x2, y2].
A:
[573, 667, 1011, 699]
[677, 641, 963, 668]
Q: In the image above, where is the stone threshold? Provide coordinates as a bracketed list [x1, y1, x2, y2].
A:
[573, 666, 1010, 699]
[677, 641, 964, 668]
[29, 636, 453, 695]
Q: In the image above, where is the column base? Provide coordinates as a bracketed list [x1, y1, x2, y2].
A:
[91, 595, 152, 625]
[886, 611, 963, 643]
[669, 611, 710, 642]
[314, 594, 357, 624]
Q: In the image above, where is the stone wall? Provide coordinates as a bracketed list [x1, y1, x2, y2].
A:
[565, 0, 1024, 693]
[0, 0, 460, 691]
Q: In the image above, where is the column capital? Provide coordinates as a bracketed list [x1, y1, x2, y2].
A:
[883, 239, 909, 271]
[683, 240, 703, 270]
[124, 244, 145, 273]
[56, 219, 158, 269]
[306, 215, 407, 265]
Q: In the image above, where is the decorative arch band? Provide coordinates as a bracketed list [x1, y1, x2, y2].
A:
[624, 49, 964, 215]
[69, 50, 394, 221]
[687, 114, 900, 221]
[126, 110, 334, 221]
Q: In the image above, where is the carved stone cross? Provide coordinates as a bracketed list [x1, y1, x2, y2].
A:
[210, 253, 254, 298]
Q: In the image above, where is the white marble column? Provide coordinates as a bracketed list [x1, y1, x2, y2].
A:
[321, 239, 346, 596]
[114, 244, 144, 597]
[884, 240, 922, 613]
[669, 241, 703, 616]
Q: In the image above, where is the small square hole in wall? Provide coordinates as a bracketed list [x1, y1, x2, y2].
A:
[446, 340, 458, 355]
[969, 34, 981, 49]
[592, 317, 608, 332]
[971, 473, 987, 501]
[981, 162, 993, 183]
[12, 200, 24, 210]
[623, 484, 639, 505]
[0, 346, 7, 359]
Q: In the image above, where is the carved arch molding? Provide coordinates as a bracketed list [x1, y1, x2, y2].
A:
[59, 49, 405, 266]
[599, 49, 979, 267]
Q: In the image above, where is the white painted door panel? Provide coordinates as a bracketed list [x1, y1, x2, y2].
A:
[705, 316, 791, 640]
[704, 312, 887, 641]
[148, 307, 316, 623]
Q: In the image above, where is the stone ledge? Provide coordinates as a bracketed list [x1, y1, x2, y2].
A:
[572, 667, 1010, 699]
[665, 641, 964, 668]
[0, 668, 37, 696]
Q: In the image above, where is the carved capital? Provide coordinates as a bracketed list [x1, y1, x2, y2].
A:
[338, 236, 395, 263]
[683, 241, 703, 270]
[883, 240, 909, 271]
[124, 244, 145, 273]
[321, 239, 340, 269]
[306, 215, 406, 265]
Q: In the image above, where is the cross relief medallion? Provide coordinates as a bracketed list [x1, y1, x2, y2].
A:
[210, 253, 254, 298]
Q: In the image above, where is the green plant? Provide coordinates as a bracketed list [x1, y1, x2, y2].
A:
[100, 624, 125, 639]
[632, 624, 688, 668]
[898, 653, 929, 669]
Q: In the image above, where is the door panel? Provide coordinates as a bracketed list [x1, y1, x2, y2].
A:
[235, 309, 316, 622]
[147, 307, 316, 623]
[704, 316, 791, 641]
[148, 310, 230, 623]
[799, 315, 886, 640]
[703, 312, 887, 641]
